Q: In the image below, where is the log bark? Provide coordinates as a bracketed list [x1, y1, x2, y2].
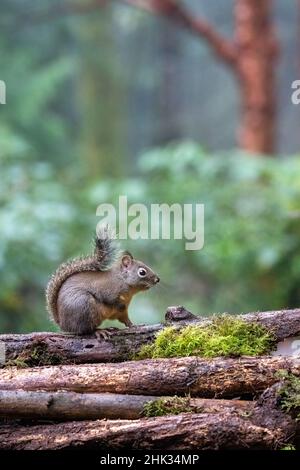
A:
[0, 409, 293, 450]
[1, 307, 300, 365]
[0, 390, 252, 421]
[1, 356, 299, 398]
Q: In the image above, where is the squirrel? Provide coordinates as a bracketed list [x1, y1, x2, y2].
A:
[46, 226, 160, 336]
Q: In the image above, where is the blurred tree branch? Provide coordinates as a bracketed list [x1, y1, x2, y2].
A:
[21, 0, 279, 155]
[33, 0, 237, 66]
[82, 0, 279, 154]
[24, 1, 237, 66]
[120, 0, 279, 154]
[120, 0, 238, 66]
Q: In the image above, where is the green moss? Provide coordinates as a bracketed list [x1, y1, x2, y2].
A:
[278, 372, 300, 420]
[28, 344, 63, 366]
[5, 358, 29, 368]
[5, 342, 64, 368]
[280, 444, 296, 451]
[136, 315, 276, 359]
[143, 396, 194, 417]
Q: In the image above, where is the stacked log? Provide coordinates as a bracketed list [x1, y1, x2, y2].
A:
[0, 307, 299, 450]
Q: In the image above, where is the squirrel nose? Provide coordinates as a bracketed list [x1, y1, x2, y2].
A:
[155, 276, 160, 284]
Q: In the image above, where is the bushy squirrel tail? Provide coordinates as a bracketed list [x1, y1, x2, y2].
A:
[94, 225, 121, 270]
[46, 225, 121, 324]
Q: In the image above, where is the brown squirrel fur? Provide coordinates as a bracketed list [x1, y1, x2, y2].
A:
[46, 227, 159, 335]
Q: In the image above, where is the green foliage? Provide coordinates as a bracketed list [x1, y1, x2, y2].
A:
[278, 372, 300, 420]
[0, 4, 75, 167]
[0, 1, 300, 336]
[3, 138, 300, 333]
[0, 2, 122, 332]
[0, 129, 90, 332]
[136, 315, 275, 359]
[280, 444, 296, 451]
[1, 1, 300, 335]
[139, 143, 300, 313]
[88, 142, 300, 318]
[143, 396, 194, 417]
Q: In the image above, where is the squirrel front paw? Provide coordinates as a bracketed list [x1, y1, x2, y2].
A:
[94, 327, 119, 341]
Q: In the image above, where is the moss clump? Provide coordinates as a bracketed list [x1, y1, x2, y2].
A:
[136, 315, 276, 359]
[5, 342, 64, 368]
[278, 372, 300, 420]
[280, 444, 296, 451]
[28, 344, 64, 366]
[143, 396, 194, 417]
[5, 358, 29, 368]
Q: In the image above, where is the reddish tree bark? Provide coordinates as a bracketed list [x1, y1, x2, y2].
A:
[32, 0, 280, 154]
[234, 0, 278, 154]
[121, 0, 279, 155]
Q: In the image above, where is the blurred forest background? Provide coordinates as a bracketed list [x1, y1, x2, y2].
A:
[1, 0, 300, 333]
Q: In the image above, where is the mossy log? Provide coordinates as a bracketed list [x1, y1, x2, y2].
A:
[0, 405, 294, 450]
[1, 356, 300, 398]
[1, 307, 300, 365]
[0, 390, 252, 421]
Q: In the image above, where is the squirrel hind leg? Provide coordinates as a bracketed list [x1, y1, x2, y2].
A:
[58, 293, 101, 336]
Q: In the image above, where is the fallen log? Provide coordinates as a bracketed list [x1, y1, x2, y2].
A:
[0, 390, 252, 421]
[1, 356, 299, 398]
[1, 307, 300, 365]
[0, 409, 294, 450]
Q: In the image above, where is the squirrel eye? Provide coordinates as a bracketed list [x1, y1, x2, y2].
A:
[138, 268, 147, 277]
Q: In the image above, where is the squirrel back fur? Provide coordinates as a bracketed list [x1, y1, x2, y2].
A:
[46, 226, 121, 324]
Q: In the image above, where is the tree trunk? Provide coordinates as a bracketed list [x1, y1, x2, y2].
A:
[2, 307, 300, 365]
[235, 0, 278, 154]
[119, 0, 279, 154]
[0, 390, 252, 421]
[0, 408, 293, 450]
[78, 8, 124, 178]
[1, 356, 299, 398]
[155, 20, 182, 144]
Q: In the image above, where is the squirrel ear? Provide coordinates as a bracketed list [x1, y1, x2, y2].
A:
[121, 252, 133, 268]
